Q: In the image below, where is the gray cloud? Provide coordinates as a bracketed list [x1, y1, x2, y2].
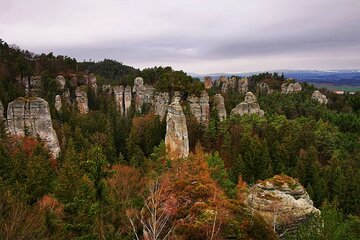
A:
[1, 0, 359, 73]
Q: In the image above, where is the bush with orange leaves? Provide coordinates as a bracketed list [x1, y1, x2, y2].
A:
[132, 143, 277, 240]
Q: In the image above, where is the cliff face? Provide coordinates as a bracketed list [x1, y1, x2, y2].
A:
[281, 82, 302, 94]
[6, 97, 61, 157]
[238, 77, 249, 94]
[213, 94, 227, 121]
[124, 86, 132, 114]
[245, 175, 320, 235]
[165, 93, 189, 160]
[154, 92, 170, 121]
[75, 88, 89, 114]
[230, 92, 264, 117]
[113, 85, 125, 114]
[312, 90, 328, 104]
[133, 77, 155, 113]
[187, 91, 210, 127]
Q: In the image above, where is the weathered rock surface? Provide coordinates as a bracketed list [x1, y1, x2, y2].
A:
[188, 95, 202, 122]
[165, 93, 189, 160]
[238, 77, 249, 94]
[203, 76, 213, 89]
[281, 82, 302, 94]
[56, 75, 66, 90]
[6, 97, 61, 157]
[213, 94, 227, 121]
[55, 95, 62, 112]
[133, 77, 155, 113]
[88, 74, 97, 89]
[113, 85, 124, 114]
[75, 88, 89, 114]
[258, 82, 273, 95]
[63, 90, 71, 106]
[199, 91, 210, 126]
[230, 92, 264, 117]
[154, 92, 170, 121]
[245, 175, 320, 234]
[124, 86, 132, 114]
[312, 90, 328, 104]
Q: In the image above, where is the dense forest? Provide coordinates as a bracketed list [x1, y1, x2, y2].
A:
[0, 40, 360, 239]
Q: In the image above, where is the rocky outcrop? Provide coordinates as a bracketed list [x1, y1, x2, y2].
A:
[213, 94, 227, 121]
[63, 90, 71, 106]
[133, 77, 155, 113]
[187, 91, 210, 126]
[75, 88, 89, 114]
[113, 85, 124, 114]
[6, 97, 61, 157]
[124, 86, 132, 114]
[281, 82, 302, 94]
[56, 75, 66, 90]
[165, 93, 189, 160]
[312, 90, 328, 104]
[258, 82, 273, 95]
[55, 95, 62, 112]
[154, 92, 170, 121]
[203, 76, 213, 89]
[88, 74, 97, 89]
[199, 91, 210, 126]
[238, 77, 249, 94]
[230, 92, 264, 117]
[245, 175, 320, 234]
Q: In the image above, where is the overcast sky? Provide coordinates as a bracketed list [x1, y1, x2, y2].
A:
[1, 0, 360, 73]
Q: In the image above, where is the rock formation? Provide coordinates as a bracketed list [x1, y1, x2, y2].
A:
[6, 97, 61, 157]
[245, 175, 320, 234]
[238, 77, 249, 94]
[69, 74, 78, 87]
[154, 92, 170, 121]
[187, 91, 210, 126]
[63, 90, 72, 106]
[312, 90, 328, 104]
[213, 94, 227, 121]
[102, 84, 112, 93]
[75, 88, 89, 114]
[133, 77, 155, 113]
[203, 76, 213, 89]
[56, 75, 66, 90]
[281, 82, 302, 94]
[258, 82, 273, 95]
[113, 85, 124, 114]
[230, 92, 264, 117]
[165, 93, 189, 160]
[55, 95, 62, 112]
[199, 91, 210, 126]
[124, 86, 132, 114]
[88, 74, 97, 89]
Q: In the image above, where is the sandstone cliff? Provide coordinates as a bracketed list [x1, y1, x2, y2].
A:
[238, 77, 249, 94]
[281, 82, 302, 94]
[154, 92, 170, 121]
[75, 88, 89, 114]
[245, 175, 320, 235]
[187, 91, 210, 126]
[312, 90, 328, 104]
[133, 77, 155, 113]
[165, 93, 189, 160]
[230, 92, 264, 117]
[124, 86, 132, 114]
[6, 97, 61, 157]
[113, 85, 124, 114]
[56, 75, 66, 90]
[213, 94, 227, 121]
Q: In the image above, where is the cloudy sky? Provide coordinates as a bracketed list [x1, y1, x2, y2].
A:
[1, 0, 360, 73]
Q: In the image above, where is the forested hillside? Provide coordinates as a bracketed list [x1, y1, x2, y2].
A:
[1, 40, 360, 239]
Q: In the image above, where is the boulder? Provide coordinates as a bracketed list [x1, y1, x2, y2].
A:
[165, 93, 189, 160]
[154, 92, 170, 121]
[56, 75, 66, 90]
[281, 82, 302, 94]
[6, 97, 61, 157]
[75, 88, 89, 114]
[238, 77, 249, 94]
[245, 175, 320, 234]
[213, 94, 227, 121]
[113, 85, 124, 114]
[312, 90, 328, 104]
[203, 76, 213, 89]
[230, 92, 264, 117]
[55, 95, 62, 112]
[124, 86, 132, 115]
